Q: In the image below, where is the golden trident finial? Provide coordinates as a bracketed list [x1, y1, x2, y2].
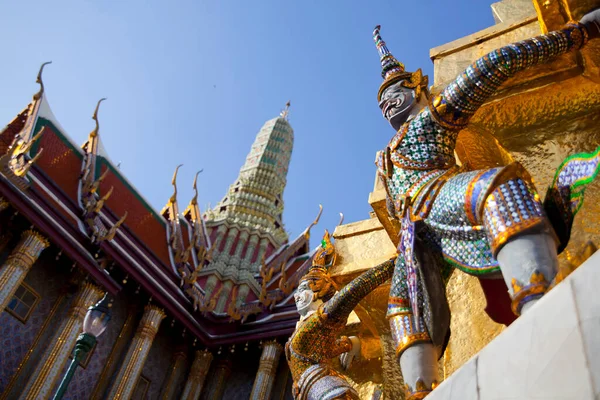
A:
[34, 61, 52, 101]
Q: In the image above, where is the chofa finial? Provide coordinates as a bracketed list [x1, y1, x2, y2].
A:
[91, 98, 107, 138]
[303, 204, 323, 239]
[34, 61, 52, 100]
[170, 164, 184, 203]
[191, 169, 204, 204]
[337, 212, 344, 227]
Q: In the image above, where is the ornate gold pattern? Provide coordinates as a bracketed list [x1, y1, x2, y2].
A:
[396, 333, 432, 359]
[0, 126, 44, 190]
[511, 270, 550, 315]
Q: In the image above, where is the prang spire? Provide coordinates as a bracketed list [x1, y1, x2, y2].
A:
[280, 101, 291, 120]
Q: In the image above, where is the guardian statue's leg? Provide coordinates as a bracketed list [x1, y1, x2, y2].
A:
[495, 230, 558, 315]
[481, 173, 558, 316]
[388, 254, 440, 399]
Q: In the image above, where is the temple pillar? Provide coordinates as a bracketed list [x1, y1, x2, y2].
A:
[0, 229, 49, 313]
[18, 282, 103, 400]
[214, 280, 233, 313]
[107, 304, 166, 400]
[180, 350, 213, 400]
[201, 358, 232, 400]
[249, 341, 283, 400]
[160, 349, 188, 400]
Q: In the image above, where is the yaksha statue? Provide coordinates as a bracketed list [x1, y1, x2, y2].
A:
[285, 229, 395, 400]
[373, 10, 600, 400]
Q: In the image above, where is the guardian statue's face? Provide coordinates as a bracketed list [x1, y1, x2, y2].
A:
[294, 281, 315, 316]
[379, 80, 416, 131]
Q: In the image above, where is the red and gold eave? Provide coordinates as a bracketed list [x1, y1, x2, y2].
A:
[0, 88, 312, 346]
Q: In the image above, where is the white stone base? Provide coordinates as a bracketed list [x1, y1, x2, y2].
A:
[429, 251, 600, 400]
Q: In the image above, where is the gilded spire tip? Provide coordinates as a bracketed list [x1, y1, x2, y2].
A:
[280, 101, 291, 120]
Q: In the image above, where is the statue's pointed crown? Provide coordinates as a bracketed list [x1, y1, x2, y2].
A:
[374, 25, 408, 82]
[374, 25, 429, 102]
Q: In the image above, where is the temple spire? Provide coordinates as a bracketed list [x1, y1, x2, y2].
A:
[280, 101, 291, 120]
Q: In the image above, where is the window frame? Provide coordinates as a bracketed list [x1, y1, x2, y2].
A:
[6, 281, 41, 323]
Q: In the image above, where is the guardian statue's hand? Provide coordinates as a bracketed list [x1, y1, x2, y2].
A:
[340, 336, 361, 370]
[581, 8, 600, 39]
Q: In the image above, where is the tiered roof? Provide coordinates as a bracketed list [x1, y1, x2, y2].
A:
[0, 65, 318, 345]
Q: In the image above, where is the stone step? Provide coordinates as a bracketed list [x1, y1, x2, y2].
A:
[428, 250, 600, 399]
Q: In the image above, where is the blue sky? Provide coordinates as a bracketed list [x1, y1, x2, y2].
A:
[0, 0, 497, 244]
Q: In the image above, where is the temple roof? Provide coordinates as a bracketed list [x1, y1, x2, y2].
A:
[0, 72, 312, 346]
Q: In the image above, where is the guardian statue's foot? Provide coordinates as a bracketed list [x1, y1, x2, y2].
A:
[400, 343, 439, 399]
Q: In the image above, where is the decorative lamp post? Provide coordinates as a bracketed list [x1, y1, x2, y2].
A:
[52, 293, 111, 400]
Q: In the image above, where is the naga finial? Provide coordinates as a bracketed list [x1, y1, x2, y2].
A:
[33, 61, 52, 100]
[170, 164, 183, 203]
[102, 211, 128, 242]
[90, 98, 107, 138]
[191, 169, 204, 205]
[337, 212, 344, 227]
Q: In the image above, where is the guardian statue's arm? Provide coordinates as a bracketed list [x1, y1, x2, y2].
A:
[430, 21, 596, 131]
[322, 258, 395, 323]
